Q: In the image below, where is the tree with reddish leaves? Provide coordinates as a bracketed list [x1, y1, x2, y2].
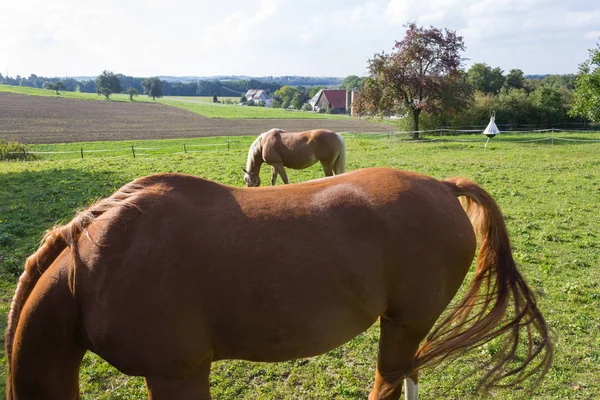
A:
[355, 23, 471, 139]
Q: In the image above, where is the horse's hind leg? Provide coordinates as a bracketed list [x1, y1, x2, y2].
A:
[145, 360, 212, 400]
[320, 161, 334, 177]
[368, 318, 425, 400]
[9, 261, 86, 399]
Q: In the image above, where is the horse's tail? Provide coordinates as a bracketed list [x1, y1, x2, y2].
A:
[5, 179, 153, 395]
[333, 132, 346, 174]
[410, 177, 553, 390]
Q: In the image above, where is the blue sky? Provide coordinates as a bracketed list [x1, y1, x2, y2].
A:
[2, 0, 599, 78]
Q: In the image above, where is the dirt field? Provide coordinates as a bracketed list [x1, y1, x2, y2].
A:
[0, 93, 395, 144]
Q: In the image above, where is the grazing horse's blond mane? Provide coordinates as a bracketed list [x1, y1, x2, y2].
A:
[245, 131, 267, 174]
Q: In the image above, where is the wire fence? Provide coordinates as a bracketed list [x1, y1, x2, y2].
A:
[346, 127, 600, 143]
[5, 128, 600, 161]
[10, 141, 234, 160]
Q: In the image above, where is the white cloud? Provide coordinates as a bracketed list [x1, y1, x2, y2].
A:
[1, 0, 599, 78]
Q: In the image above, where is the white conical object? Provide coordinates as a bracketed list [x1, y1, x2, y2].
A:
[483, 113, 499, 138]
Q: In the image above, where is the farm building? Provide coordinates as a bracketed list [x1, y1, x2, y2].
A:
[308, 89, 323, 109]
[245, 89, 272, 107]
[312, 89, 356, 114]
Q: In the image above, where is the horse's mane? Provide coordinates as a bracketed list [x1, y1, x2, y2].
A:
[246, 131, 269, 173]
[5, 177, 165, 388]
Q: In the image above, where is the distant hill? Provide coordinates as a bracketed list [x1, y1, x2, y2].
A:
[524, 74, 549, 80]
[72, 75, 344, 86]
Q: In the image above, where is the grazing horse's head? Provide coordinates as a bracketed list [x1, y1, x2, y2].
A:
[242, 168, 261, 187]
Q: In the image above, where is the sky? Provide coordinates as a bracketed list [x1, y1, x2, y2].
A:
[1, 0, 599, 79]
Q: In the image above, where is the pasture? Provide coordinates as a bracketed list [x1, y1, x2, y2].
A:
[1, 133, 599, 399]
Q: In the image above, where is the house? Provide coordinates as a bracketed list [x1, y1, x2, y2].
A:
[308, 89, 323, 109]
[312, 89, 356, 114]
[244, 89, 272, 107]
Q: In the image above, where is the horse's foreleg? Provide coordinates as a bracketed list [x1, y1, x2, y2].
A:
[8, 264, 86, 400]
[274, 165, 289, 184]
[145, 360, 212, 400]
[368, 318, 424, 400]
[270, 166, 278, 185]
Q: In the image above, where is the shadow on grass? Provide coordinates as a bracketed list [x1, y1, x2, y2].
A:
[0, 167, 127, 277]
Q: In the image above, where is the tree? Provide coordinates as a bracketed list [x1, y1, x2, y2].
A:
[141, 77, 163, 100]
[467, 63, 505, 94]
[291, 93, 304, 109]
[42, 81, 66, 95]
[95, 70, 122, 99]
[340, 75, 365, 90]
[126, 87, 139, 101]
[274, 85, 299, 109]
[505, 69, 525, 90]
[355, 23, 470, 138]
[309, 86, 324, 98]
[569, 42, 600, 122]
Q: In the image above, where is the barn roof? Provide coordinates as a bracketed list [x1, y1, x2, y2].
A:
[322, 90, 347, 109]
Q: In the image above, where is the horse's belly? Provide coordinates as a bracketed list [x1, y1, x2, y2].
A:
[283, 155, 318, 170]
[210, 302, 380, 362]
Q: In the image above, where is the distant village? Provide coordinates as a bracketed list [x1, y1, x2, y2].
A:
[243, 88, 357, 115]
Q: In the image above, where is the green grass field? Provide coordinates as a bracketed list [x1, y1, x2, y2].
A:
[0, 85, 348, 120]
[1, 133, 599, 399]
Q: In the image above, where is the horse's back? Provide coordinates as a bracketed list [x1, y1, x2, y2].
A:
[263, 129, 343, 169]
[75, 169, 475, 373]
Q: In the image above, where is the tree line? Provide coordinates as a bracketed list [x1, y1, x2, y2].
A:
[0, 73, 284, 98]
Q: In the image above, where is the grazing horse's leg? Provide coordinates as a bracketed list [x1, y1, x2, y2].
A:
[270, 165, 278, 185]
[145, 360, 212, 400]
[368, 318, 425, 400]
[320, 161, 334, 177]
[274, 164, 289, 184]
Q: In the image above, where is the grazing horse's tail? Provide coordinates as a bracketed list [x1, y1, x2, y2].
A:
[333, 133, 346, 174]
[5, 179, 153, 396]
[410, 177, 553, 390]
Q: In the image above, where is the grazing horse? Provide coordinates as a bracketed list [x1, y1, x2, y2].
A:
[6, 168, 552, 400]
[243, 128, 345, 186]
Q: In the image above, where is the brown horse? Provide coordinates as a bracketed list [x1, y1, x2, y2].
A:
[6, 168, 552, 400]
[242, 128, 345, 186]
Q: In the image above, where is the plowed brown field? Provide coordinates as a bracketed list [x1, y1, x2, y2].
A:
[0, 93, 394, 144]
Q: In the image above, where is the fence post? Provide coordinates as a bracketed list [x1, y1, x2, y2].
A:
[80, 148, 84, 159]
[184, 144, 187, 153]
[227, 141, 230, 151]
[131, 145, 136, 158]
[551, 128, 554, 146]
[22, 148, 26, 158]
